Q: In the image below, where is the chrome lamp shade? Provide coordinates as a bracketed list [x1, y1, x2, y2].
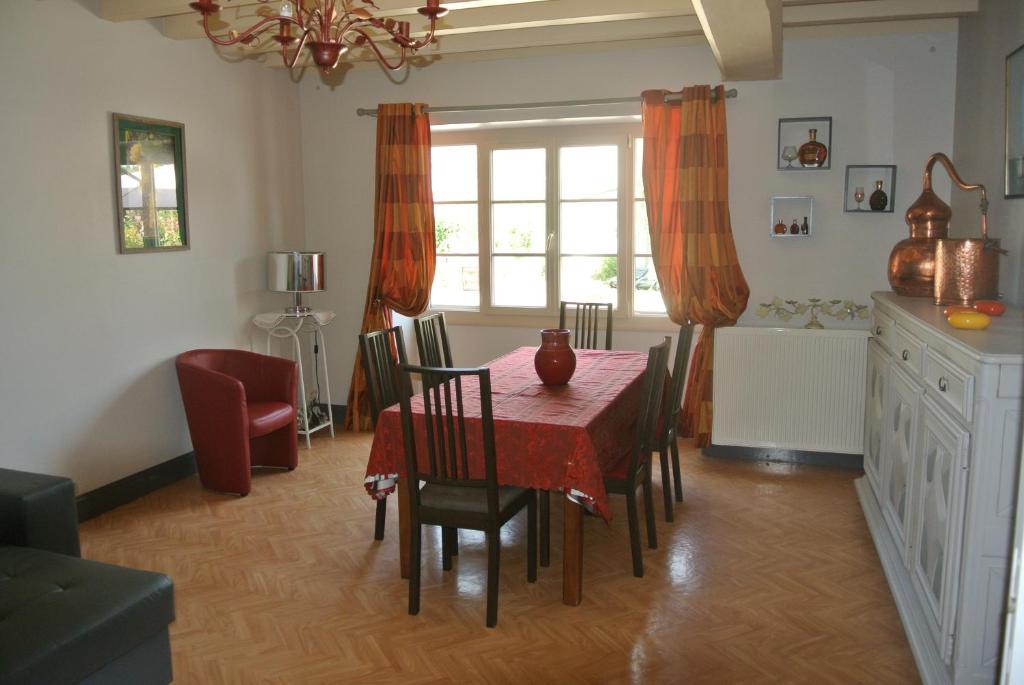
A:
[268, 251, 324, 314]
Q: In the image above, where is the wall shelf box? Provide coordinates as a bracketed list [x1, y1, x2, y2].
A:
[777, 116, 833, 171]
[770, 196, 814, 238]
[844, 165, 897, 213]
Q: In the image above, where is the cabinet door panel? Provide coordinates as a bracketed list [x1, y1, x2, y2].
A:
[883, 365, 920, 562]
[864, 340, 889, 501]
[911, 396, 969, 664]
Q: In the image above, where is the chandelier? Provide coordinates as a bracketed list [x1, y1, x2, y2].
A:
[188, 0, 449, 74]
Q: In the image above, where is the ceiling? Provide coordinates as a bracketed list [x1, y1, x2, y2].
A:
[97, 0, 978, 80]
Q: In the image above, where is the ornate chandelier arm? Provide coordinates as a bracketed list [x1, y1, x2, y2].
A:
[345, 27, 408, 70]
[284, 30, 315, 70]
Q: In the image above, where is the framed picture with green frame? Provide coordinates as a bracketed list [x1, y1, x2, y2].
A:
[112, 113, 189, 254]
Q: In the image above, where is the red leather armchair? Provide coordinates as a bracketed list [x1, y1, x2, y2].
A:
[175, 349, 299, 496]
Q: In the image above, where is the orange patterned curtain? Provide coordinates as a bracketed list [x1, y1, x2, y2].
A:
[641, 85, 749, 447]
[344, 103, 435, 431]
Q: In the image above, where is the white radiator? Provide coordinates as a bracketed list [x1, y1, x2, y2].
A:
[712, 326, 869, 454]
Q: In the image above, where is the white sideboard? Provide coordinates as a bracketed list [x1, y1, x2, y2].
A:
[857, 292, 1024, 685]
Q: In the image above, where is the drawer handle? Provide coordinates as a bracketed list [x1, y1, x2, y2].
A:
[938, 377, 948, 392]
[875, 326, 882, 336]
[901, 349, 909, 361]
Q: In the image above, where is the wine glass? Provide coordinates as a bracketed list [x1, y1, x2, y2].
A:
[781, 146, 798, 168]
[854, 186, 865, 210]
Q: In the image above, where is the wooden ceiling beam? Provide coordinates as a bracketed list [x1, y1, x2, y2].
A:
[782, 0, 978, 26]
[690, 0, 782, 81]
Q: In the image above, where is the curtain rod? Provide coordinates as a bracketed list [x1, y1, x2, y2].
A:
[355, 88, 738, 117]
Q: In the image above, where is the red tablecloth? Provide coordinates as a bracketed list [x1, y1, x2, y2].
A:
[364, 347, 649, 521]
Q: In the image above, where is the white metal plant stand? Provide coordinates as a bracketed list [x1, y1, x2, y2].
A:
[253, 310, 335, 448]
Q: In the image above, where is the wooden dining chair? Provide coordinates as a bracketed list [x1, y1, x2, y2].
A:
[603, 337, 670, 577]
[414, 312, 453, 367]
[559, 301, 613, 350]
[655, 325, 695, 523]
[397, 364, 538, 628]
[359, 326, 410, 541]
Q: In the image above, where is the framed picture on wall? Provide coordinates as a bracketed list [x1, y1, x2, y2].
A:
[112, 114, 189, 253]
[1007, 43, 1024, 198]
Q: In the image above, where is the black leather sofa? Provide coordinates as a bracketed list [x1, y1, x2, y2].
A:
[0, 469, 175, 684]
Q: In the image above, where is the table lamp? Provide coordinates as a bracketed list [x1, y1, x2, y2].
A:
[268, 251, 325, 314]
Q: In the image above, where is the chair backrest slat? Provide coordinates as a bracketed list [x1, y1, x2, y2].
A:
[358, 326, 410, 428]
[397, 365, 500, 511]
[559, 301, 613, 350]
[414, 313, 454, 367]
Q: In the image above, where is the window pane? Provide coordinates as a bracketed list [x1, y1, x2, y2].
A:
[435, 204, 478, 253]
[560, 146, 618, 199]
[560, 256, 618, 306]
[493, 149, 545, 201]
[634, 200, 651, 254]
[432, 256, 480, 308]
[634, 257, 666, 314]
[493, 203, 545, 253]
[634, 139, 644, 199]
[561, 201, 616, 254]
[493, 256, 546, 307]
[432, 146, 477, 202]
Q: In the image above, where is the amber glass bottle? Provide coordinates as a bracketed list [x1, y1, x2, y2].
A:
[798, 129, 828, 168]
[869, 180, 888, 211]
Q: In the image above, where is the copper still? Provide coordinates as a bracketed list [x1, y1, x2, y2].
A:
[888, 153, 1005, 303]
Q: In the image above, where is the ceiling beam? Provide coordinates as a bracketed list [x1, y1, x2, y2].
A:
[782, 0, 978, 26]
[691, 0, 782, 81]
[162, 0, 694, 40]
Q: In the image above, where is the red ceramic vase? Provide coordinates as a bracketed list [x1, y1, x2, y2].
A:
[534, 328, 576, 386]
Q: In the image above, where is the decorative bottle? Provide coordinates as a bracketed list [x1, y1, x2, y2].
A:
[773, 219, 787, 235]
[789, 219, 799, 235]
[800, 217, 809, 235]
[869, 180, 888, 211]
[798, 128, 828, 168]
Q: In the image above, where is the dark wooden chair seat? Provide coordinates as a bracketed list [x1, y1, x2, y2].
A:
[420, 484, 531, 518]
[358, 325, 409, 541]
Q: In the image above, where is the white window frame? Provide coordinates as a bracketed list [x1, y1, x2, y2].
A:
[430, 122, 674, 331]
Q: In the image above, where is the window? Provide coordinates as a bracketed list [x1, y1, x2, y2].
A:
[429, 124, 666, 319]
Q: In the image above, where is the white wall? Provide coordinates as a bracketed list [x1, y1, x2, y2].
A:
[952, 0, 1024, 305]
[300, 30, 958, 398]
[0, 1, 305, 492]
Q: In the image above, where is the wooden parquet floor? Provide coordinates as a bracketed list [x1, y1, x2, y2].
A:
[80, 434, 919, 684]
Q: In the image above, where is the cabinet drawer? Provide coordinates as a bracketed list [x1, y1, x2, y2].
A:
[892, 325, 926, 378]
[872, 309, 896, 352]
[924, 349, 974, 422]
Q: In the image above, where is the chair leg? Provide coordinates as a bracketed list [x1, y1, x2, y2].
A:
[625, 489, 643, 578]
[539, 489, 550, 567]
[642, 467, 658, 551]
[374, 499, 386, 541]
[442, 527, 455, 571]
[527, 492, 538, 583]
[671, 437, 684, 502]
[486, 529, 501, 627]
[659, 446, 674, 523]
[409, 522, 421, 616]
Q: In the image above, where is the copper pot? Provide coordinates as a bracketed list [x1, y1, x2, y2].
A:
[934, 238, 1003, 305]
[888, 153, 992, 298]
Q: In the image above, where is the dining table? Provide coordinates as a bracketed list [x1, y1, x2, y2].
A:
[364, 346, 651, 606]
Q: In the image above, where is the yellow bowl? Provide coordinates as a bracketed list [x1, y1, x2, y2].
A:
[947, 311, 992, 330]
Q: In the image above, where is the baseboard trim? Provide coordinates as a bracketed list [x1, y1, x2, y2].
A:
[76, 452, 196, 522]
[702, 444, 863, 470]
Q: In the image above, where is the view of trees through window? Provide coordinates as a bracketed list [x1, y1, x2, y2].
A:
[430, 128, 666, 316]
